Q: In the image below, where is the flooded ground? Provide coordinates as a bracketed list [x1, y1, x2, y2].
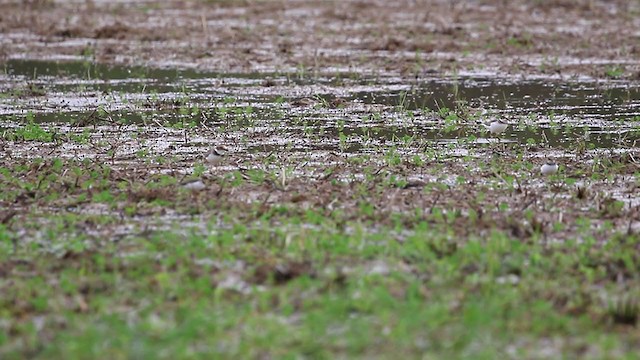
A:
[2, 58, 639, 176]
[1, 1, 640, 358]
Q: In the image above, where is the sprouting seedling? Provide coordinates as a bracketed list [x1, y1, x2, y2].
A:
[609, 296, 639, 326]
[278, 166, 289, 189]
[396, 90, 408, 112]
[338, 132, 348, 153]
[297, 63, 306, 80]
[575, 184, 589, 200]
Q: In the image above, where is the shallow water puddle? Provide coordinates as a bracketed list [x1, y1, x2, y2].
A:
[1, 58, 639, 154]
[354, 78, 640, 119]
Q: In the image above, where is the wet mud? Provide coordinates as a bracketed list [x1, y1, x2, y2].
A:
[1, 58, 639, 246]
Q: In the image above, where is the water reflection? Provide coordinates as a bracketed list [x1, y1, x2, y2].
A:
[2, 59, 639, 151]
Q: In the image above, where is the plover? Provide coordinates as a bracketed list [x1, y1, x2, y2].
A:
[206, 146, 227, 165]
[540, 162, 558, 176]
[488, 119, 508, 135]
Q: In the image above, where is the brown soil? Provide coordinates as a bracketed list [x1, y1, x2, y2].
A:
[1, 0, 639, 78]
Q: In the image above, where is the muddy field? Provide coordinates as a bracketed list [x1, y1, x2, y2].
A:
[2, 0, 640, 78]
[1, 0, 640, 358]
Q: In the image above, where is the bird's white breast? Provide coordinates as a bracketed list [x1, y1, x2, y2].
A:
[540, 163, 558, 175]
[489, 121, 508, 134]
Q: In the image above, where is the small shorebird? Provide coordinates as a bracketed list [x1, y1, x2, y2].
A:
[206, 146, 227, 165]
[486, 118, 509, 152]
[488, 119, 508, 135]
[540, 162, 558, 176]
